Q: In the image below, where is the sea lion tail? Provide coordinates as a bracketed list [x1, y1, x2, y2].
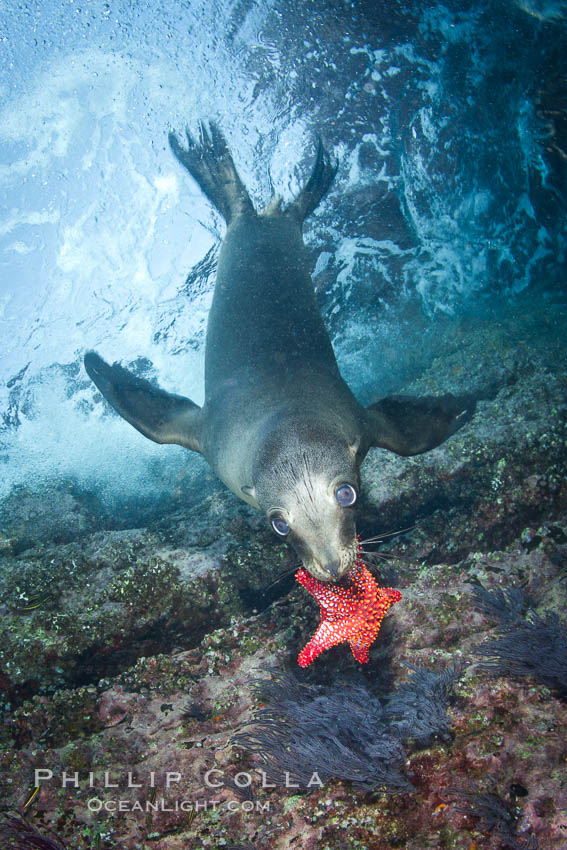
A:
[285, 137, 338, 223]
[168, 121, 255, 224]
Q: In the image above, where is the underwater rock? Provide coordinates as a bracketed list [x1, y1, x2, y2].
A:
[0, 483, 101, 553]
[97, 688, 134, 727]
[0, 299, 565, 847]
[1, 516, 567, 847]
[0, 522, 283, 707]
[358, 307, 567, 563]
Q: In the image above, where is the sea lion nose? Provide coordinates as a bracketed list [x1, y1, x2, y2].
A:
[325, 560, 341, 579]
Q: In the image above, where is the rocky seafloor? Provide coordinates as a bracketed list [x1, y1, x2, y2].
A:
[0, 290, 566, 849]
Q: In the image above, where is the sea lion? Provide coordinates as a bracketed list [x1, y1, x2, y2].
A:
[84, 122, 475, 582]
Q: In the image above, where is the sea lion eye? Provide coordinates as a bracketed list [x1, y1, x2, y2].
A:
[335, 483, 357, 507]
[271, 517, 290, 536]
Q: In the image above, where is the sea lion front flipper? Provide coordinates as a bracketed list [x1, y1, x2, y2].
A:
[365, 393, 476, 456]
[84, 352, 203, 452]
[168, 122, 255, 224]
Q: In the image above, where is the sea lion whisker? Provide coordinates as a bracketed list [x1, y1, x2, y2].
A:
[359, 524, 416, 544]
[262, 564, 303, 592]
[358, 549, 393, 562]
[359, 549, 412, 565]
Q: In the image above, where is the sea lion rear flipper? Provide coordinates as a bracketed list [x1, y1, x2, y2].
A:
[285, 137, 338, 223]
[168, 122, 255, 224]
[365, 393, 476, 456]
[84, 352, 203, 452]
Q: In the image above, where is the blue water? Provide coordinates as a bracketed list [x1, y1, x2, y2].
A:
[0, 0, 565, 515]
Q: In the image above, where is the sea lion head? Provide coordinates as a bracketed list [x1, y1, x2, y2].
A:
[252, 420, 361, 583]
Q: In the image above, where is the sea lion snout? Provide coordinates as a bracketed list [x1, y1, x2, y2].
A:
[305, 545, 357, 583]
[323, 560, 341, 579]
[309, 560, 348, 583]
[289, 525, 358, 583]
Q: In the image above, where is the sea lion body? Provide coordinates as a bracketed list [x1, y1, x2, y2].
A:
[204, 211, 364, 497]
[85, 123, 476, 582]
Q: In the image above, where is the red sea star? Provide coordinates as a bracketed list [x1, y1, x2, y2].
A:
[296, 555, 402, 667]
